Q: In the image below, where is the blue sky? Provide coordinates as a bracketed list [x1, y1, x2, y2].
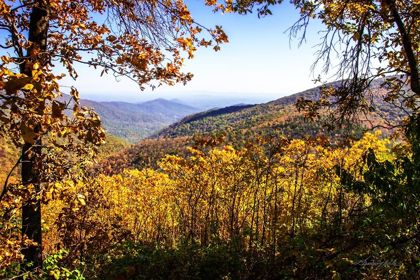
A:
[60, 1, 329, 102]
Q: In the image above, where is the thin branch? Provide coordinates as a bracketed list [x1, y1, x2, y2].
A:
[11, 2, 36, 12]
[0, 44, 13, 49]
[0, 154, 22, 202]
[5, 270, 35, 280]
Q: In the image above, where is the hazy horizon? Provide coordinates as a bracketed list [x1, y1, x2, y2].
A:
[79, 90, 289, 104]
[57, 2, 328, 104]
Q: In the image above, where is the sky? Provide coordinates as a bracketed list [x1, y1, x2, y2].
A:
[59, 1, 329, 102]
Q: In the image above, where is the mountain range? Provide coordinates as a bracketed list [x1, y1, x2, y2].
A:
[73, 92, 286, 143]
[68, 96, 201, 143]
[82, 91, 282, 110]
[1, 80, 408, 178]
[95, 81, 408, 175]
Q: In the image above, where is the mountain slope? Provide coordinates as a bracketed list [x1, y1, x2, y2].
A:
[95, 80, 408, 174]
[150, 84, 406, 140]
[94, 92, 332, 175]
[150, 89, 319, 140]
[76, 97, 200, 143]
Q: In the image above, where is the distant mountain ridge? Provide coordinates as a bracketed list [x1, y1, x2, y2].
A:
[169, 104, 255, 126]
[61, 95, 201, 143]
[82, 91, 281, 110]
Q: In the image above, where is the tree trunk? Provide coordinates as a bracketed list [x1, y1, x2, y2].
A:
[21, 143, 43, 271]
[20, 0, 50, 272]
[384, 0, 420, 96]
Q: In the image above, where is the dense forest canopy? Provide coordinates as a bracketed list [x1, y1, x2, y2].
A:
[1, 0, 420, 279]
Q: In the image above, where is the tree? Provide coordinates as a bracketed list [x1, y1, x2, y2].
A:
[286, 0, 420, 129]
[206, 0, 419, 128]
[0, 0, 227, 272]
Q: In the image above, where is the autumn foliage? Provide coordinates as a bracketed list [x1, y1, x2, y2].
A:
[1, 0, 420, 278]
[2, 131, 418, 278]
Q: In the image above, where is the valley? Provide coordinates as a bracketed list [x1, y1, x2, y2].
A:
[94, 80, 406, 174]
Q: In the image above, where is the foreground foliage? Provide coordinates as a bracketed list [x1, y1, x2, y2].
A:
[2, 130, 418, 279]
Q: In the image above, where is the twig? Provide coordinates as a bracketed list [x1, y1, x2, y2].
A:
[0, 154, 22, 202]
[5, 271, 31, 280]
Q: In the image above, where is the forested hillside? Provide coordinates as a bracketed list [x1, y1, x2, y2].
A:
[92, 137, 191, 175]
[34, 131, 420, 279]
[151, 82, 406, 141]
[75, 97, 200, 143]
[2, 77, 416, 280]
[95, 79, 406, 181]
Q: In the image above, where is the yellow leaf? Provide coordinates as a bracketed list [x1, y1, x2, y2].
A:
[20, 123, 36, 144]
[22, 83, 34, 91]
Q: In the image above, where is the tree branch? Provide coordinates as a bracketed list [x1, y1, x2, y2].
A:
[385, 0, 420, 95]
[11, 2, 36, 12]
[0, 154, 22, 202]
